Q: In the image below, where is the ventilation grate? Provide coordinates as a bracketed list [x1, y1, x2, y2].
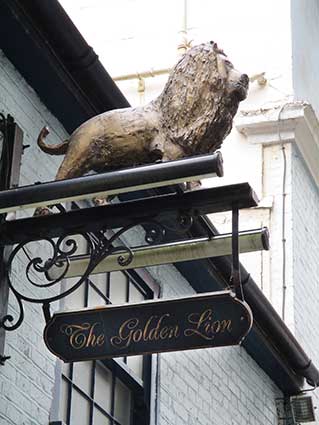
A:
[290, 395, 316, 423]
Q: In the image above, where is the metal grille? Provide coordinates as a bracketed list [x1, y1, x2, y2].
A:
[290, 395, 316, 423]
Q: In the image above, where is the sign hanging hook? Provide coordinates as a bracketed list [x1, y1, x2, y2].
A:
[231, 206, 244, 301]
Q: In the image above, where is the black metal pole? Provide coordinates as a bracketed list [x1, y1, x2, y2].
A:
[0, 183, 258, 246]
[0, 153, 224, 213]
[231, 207, 244, 300]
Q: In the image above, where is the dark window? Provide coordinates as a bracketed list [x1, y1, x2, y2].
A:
[0, 115, 23, 360]
[58, 235, 153, 425]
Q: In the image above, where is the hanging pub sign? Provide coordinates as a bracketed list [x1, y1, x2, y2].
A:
[44, 290, 253, 362]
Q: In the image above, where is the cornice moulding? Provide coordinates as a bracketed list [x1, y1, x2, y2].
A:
[236, 102, 319, 188]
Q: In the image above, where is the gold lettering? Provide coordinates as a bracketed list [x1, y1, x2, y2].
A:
[60, 322, 105, 350]
[86, 324, 97, 347]
[133, 329, 142, 342]
[211, 320, 221, 334]
[159, 326, 168, 339]
[173, 326, 180, 338]
[110, 313, 180, 349]
[150, 314, 170, 341]
[221, 319, 232, 332]
[184, 309, 232, 340]
[96, 334, 105, 346]
[143, 316, 157, 341]
[111, 318, 139, 348]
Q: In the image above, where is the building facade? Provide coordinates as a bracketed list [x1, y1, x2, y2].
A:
[0, 1, 318, 425]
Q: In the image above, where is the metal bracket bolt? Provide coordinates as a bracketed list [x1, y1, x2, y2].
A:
[0, 354, 11, 365]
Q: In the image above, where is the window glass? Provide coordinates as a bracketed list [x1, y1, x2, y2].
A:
[73, 361, 93, 395]
[93, 407, 111, 425]
[70, 389, 91, 425]
[94, 363, 112, 412]
[127, 355, 143, 380]
[109, 271, 127, 304]
[59, 247, 152, 425]
[64, 277, 86, 310]
[88, 273, 108, 307]
[60, 379, 69, 424]
[88, 285, 106, 307]
[130, 281, 146, 303]
[63, 361, 71, 376]
[114, 379, 132, 425]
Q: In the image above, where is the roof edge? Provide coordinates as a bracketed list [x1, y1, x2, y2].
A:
[0, 0, 129, 133]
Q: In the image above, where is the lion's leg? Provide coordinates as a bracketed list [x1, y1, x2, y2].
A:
[55, 156, 88, 180]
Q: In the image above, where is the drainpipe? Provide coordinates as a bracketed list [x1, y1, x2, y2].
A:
[210, 253, 319, 388]
[189, 216, 319, 390]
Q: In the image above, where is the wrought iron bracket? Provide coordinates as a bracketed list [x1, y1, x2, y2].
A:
[0, 212, 192, 332]
[230, 206, 244, 301]
[0, 182, 259, 333]
[0, 354, 11, 366]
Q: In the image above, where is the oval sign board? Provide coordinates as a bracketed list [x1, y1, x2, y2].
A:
[44, 290, 253, 362]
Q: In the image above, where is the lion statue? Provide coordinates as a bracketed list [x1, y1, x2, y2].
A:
[37, 41, 248, 183]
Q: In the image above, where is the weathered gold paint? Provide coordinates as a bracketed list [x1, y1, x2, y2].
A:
[60, 308, 234, 352]
[37, 42, 248, 183]
[61, 322, 105, 350]
[184, 309, 232, 340]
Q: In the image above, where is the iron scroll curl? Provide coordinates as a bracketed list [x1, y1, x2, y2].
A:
[0, 214, 191, 332]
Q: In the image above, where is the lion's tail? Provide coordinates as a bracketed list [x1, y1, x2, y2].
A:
[37, 126, 69, 155]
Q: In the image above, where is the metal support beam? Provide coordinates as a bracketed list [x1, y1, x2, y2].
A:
[0, 183, 258, 246]
[0, 153, 223, 214]
[231, 207, 244, 300]
[46, 228, 269, 279]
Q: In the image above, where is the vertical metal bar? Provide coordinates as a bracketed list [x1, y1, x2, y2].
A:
[0, 247, 10, 359]
[42, 303, 51, 323]
[89, 361, 95, 425]
[106, 272, 110, 301]
[126, 274, 130, 303]
[84, 280, 89, 308]
[8, 119, 24, 189]
[124, 274, 130, 364]
[66, 365, 73, 425]
[231, 207, 244, 300]
[0, 118, 23, 361]
[84, 240, 89, 308]
[110, 369, 116, 424]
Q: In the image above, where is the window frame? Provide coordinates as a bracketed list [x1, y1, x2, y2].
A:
[50, 208, 160, 425]
[0, 116, 24, 360]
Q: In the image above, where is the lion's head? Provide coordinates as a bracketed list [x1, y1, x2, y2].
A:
[155, 41, 249, 155]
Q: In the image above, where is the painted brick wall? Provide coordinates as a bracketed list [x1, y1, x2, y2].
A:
[0, 49, 67, 425]
[291, 143, 319, 415]
[292, 0, 319, 115]
[158, 270, 282, 425]
[158, 273, 282, 425]
[124, 228, 282, 425]
[262, 142, 295, 328]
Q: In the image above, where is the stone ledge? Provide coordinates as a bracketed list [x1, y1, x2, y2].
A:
[236, 102, 319, 188]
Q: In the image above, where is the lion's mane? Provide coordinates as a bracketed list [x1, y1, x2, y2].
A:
[155, 42, 241, 155]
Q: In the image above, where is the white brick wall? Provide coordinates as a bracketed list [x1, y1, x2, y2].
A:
[159, 322, 282, 424]
[291, 143, 319, 413]
[0, 49, 67, 425]
[124, 228, 282, 425]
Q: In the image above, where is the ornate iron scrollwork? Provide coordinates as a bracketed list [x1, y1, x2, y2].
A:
[0, 212, 191, 332]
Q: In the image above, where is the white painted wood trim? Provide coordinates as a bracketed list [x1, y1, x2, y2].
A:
[236, 102, 319, 188]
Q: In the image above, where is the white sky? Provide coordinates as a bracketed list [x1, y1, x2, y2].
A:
[59, 0, 291, 78]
